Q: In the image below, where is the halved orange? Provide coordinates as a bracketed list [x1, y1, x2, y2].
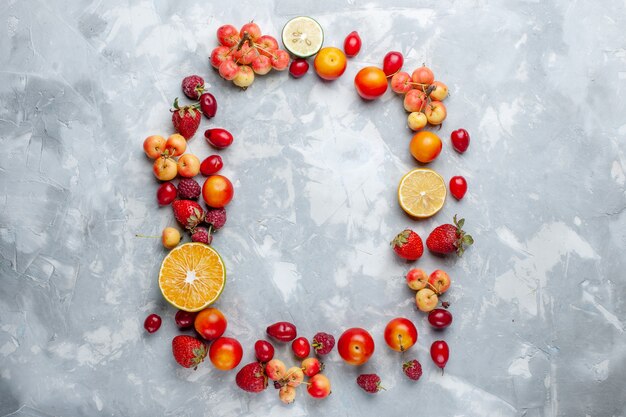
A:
[159, 242, 226, 312]
[398, 168, 447, 218]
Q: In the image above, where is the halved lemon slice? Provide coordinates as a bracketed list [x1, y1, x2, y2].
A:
[282, 16, 324, 58]
[398, 168, 447, 218]
[159, 242, 226, 312]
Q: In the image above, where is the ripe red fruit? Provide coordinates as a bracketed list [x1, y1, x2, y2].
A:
[450, 129, 470, 153]
[403, 359, 422, 381]
[236, 362, 268, 393]
[254, 340, 275, 363]
[356, 374, 383, 393]
[144, 314, 162, 333]
[171, 98, 201, 139]
[391, 229, 424, 261]
[266, 322, 297, 342]
[205, 207, 227, 230]
[199, 92, 217, 119]
[172, 335, 207, 369]
[156, 182, 177, 205]
[181, 75, 205, 100]
[428, 308, 453, 329]
[177, 178, 201, 200]
[205, 128, 234, 149]
[302, 357, 323, 377]
[194, 308, 227, 340]
[449, 176, 468, 200]
[430, 340, 449, 371]
[343, 31, 362, 57]
[382, 51, 404, 76]
[200, 155, 223, 176]
[175, 310, 197, 329]
[191, 227, 211, 244]
[172, 200, 204, 230]
[291, 337, 311, 359]
[289, 58, 309, 78]
[338, 328, 375, 365]
[426, 215, 473, 256]
[312, 332, 335, 355]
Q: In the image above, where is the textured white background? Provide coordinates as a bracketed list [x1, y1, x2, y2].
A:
[1, 0, 625, 416]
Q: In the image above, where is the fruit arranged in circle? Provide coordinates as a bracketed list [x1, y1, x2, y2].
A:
[254, 340, 275, 363]
[451, 128, 470, 153]
[449, 176, 468, 200]
[217, 24, 240, 47]
[266, 321, 297, 342]
[382, 51, 404, 76]
[158, 242, 226, 312]
[194, 307, 227, 340]
[338, 327, 375, 365]
[391, 229, 423, 261]
[409, 131, 442, 163]
[406, 268, 428, 291]
[430, 81, 448, 101]
[202, 175, 234, 208]
[415, 288, 438, 312]
[165, 134, 187, 157]
[289, 58, 309, 78]
[428, 308, 453, 329]
[412, 65, 435, 88]
[157, 182, 177, 205]
[177, 154, 200, 178]
[397, 168, 447, 218]
[291, 337, 311, 359]
[307, 374, 331, 399]
[205, 128, 234, 149]
[161, 227, 181, 249]
[407, 111, 428, 131]
[153, 156, 178, 181]
[236, 362, 268, 393]
[282, 16, 324, 58]
[424, 100, 447, 125]
[404, 89, 428, 113]
[240, 22, 262, 40]
[314, 47, 347, 81]
[285, 366, 305, 387]
[172, 335, 207, 368]
[144, 313, 162, 333]
[143, 135, 166, 159]
[426, 215, 474, 256]
[209, 336, 243, 370]
[343, 31, 362, 57]
[428, 269, 451, 294]
[175, 310, 197, 329]
[279, 385, 296, 404]
[265, 358, 287, 381]
[302, 357, 323, 377]
[200, 155, 223, 176]
[391, 71, 413, 94]
[430, 340, 449, 370]
[384, 317, 418, 352]
[233, 65, 255, 88]
[354, 66, 388, 100]
[356, 374, 383, 394]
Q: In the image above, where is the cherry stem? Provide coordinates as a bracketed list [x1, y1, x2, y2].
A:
[252, 43, 278, 60]
[135, 234, 159, 239]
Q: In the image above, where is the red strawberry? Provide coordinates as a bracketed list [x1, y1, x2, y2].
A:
[312, 332, 335, 355]
[356, 374, 384, 393]
[172, 335, 207, 369]
[403, 359, 422, 381]
[426, 215, 474, 256]
[236, 362, 268, 393]
[172, 200, 204, 230]
[391, 229, 423, 260]
[181, 75, 205, 100]
[171, 98, 201, 139]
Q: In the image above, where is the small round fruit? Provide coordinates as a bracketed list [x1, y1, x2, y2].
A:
[384, 318, 418, 352]
[199, 93, 217, 119]
[415, 288, 438, 312]
[177, 154, 200, 178]
[291, 337, 311, 359]
[233, 65, 255, 88]
[314, 47, 347, 81]
[428, 269, 451, 294]
[430, 81, 448, 101]
[403, 89, 428, 113]
[251, 55, 272, 75]
[254, 340, 275, 363]
[431, 340, 449, 370]
[157, 182, 177, 205]
[409, 131, 443, 163]
[153, 157, 178, 181]
[265, 359, 287, 381]
[302, 357, 322, 377]
[270, 50, 290, 71]
[202, 175, 234, 208]
[411, 66, 435, 87]
[407, 112, 427, 131]
[240, 22, 262, 41]
[285, 366, 304, 387]
[209, 337, 243, 371]
[175, 310, 197, 329]
[428, 309, 453, 329]
[200, 155, 223, 176]
[343, 31, 362, 57]
[391, 71, 413, 94]
[307, 374, 331, 399]
[425, 101, 447, 125]
[218, 60, 239, 81]
[210, 46, 232, 69]
[217, 24, 240, 47]
[279, 385, 296, 404]
[354, 66, 388, 100]
[165, 134, 187, 157]
[194, 307, 227, 340]
[282, 16, 324, 58]
[143, 135, 166, 159]
[382, 51, 404, 76]
[337, 327, 375, 366]
[205, 128, 234, 149]
[144, 313, 162, 333]
[161, 227, 181, 249]
[406, 268, 428, 290]
[257, 35, 279, 57]
[450, 128, 470, 153]
[449, 176, 468, 200]
[289, 58, 309, 78]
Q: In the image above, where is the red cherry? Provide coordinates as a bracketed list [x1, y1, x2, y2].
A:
[382, 51, 404, 76]
[428, 309, 453, 329]
[199, 92, 217, 119]
[343, 31, 362, 57]
[291, 337, 311, 359]
[200, 155, 223, 176]
[254, 340, 275, 362]
[144, 313, 162, 333]
[430, 340, 449, 370]
[205, 128, 233, 149]
[449, 176, 468, 200]
[174, 310, 197, 329]
[156, 182, 177, 205]
[289, 58, 309, 78]
[450, 129, 470, 153]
